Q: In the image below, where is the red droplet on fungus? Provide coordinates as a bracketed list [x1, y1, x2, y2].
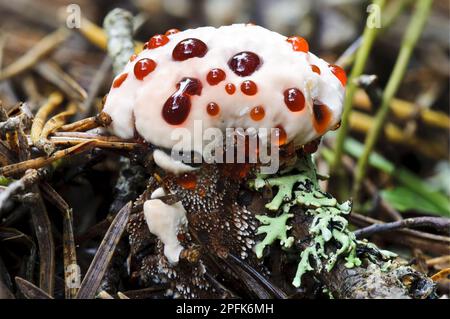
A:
[311, 65, 321, 74]
[148, 34, 169, 49]
[273, 126, 287, 146]
[176, 173, 197, 190]
[225, 83, 236, 95]
[330, 64, 347, 86]
[134, 58, 157, 80]
[241, 80, 258, 95]
[286, 36, 309, 52]
[162, 78, 202, 125]
[250, 106, 265, 121]
[172, 38, 208, 61]
[206, 68, 226, 85]
[228, 51, 261, 77]
[206, 102, 220, 116]
[284, 88, 305, 112]
[112, 73, 128, 88]
[312, 101, 332, 134]
[303, 139, 321, 154]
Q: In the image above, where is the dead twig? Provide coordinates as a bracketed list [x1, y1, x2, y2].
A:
[30, 92, 64, 155]
[0, 169, 41, 214]
[35, 61, 88, 102]
[430, 268, 450, 282]
[41, 103, 78, 141]
[47, 135, 140, 151]
[0, 28, 69, 81]
[355, 216, 450, 238]
[82, 57, 112, 116]
[15, 277, 53, 299]
[39, 181, 78, 299]
[353, 89, 450, 130]
[59, 111, 111, 132]
[22, 188, 55, 296]
[426, 256, 450, 268]
[76, 202, 131, 299]
[350, 213, 450, 255]
[0, 140, 95, 177]
[117, 292, 130, 299]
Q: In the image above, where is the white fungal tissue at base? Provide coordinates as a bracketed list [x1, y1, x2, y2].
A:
[143, 198, 188, 264]
[153, 149, 198, 175]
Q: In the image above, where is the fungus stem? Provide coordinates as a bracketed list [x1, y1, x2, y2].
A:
[353, 0, 433, 198]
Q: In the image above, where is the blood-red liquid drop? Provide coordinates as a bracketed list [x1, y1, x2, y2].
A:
[165, 28, 180, 36]
[177, 77, 202, 95]
[241, 80, 258, 95]
[273, 126, 287, 146]
[206, 102, 220, 116]
[286, 36, 309, 52]
[206, 68, 226, 85]
[176, 173, 197, 190]
[134, 58, 157, 80]
[330, 64, 347, 86]
[303, 138, 321, 154]
[228, 51, 261, 77]
[148, 34, 169, 49]
[284, 88, 305, 112]
[112, 73, 128, 88]
[311, 65, 321, 74]
[250, 106, 265, 121]
[225, 83, 236, 95]
[312, 101, 332, 134]
[172, 38, 208, 61]
[162, 77, 202, 125]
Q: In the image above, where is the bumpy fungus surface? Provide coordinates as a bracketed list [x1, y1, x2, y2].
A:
[103, 24, 345, 173]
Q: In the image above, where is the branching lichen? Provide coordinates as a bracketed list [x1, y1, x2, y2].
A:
[254, 213, 294, 258]
[250, 154, 394, 288]
[251, 174, 308, 211]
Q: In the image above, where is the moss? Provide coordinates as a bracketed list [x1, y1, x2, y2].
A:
[0, 176, 12, 186]
[254, 213, 294, 258]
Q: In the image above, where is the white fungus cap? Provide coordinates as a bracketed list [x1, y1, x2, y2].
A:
[103, 24, 346, 166]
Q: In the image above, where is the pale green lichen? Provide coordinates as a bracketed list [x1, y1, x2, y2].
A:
[295, 189, 337, 208]
[292, 206, 362, 287]
[252, 174, 308, 211]
[292, 246, 320, 287]
[250, 154, 369, 288]
[380, 260, 393, 272]
[254, 213, 294, 258]
[356, 239, 398, 270]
